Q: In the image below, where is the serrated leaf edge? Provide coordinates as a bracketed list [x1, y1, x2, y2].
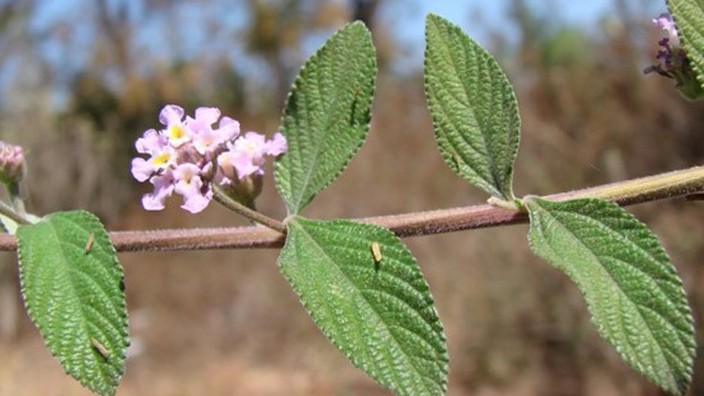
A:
[18, 210, 128, 396]
[525, 197, 695, 395]
[275, 21, 377, 214]
[424, 13, 520, 201]
[281, 218, 449, 396]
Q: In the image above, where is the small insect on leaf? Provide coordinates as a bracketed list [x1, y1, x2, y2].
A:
[91, 338, 110, 359]
[452, 152, 462, 171]
[371, 242, 382, 263]
[84, 233, 95, 254]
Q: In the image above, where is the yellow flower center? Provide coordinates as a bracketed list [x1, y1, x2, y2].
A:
[152, 152, 171, 167]
[168, 125, 186, 140]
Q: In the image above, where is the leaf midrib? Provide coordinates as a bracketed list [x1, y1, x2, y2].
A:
[427, 16, 507, 199]
[290, 219, 443, 394]
[52, 218, 118, 387]
[530, 201, 680, 388]
[287, 34, 371, 213]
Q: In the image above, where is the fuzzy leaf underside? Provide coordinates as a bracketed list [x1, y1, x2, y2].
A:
[279, 217, 448, 396]
[525, 197, 695, 395]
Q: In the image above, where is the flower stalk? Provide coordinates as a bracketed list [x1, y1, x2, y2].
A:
[212, 185, 286, 234]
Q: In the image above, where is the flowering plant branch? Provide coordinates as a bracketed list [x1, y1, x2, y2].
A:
[1, 2, 704, 396]
[0, 164, 702, 253]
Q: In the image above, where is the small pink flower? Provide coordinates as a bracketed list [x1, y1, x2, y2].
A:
[217, 132, 288, 180]
[173, 163, 211, 213]
[135, 129, 168, 154]
[225, 133, 267, 178]
[266, 132, 287, 156]
[653, 13, 679, 46]
[142, 171, 175, 211]
[130, 145, 177, 182]
[189, 108, 240, 156]
[160, 104, 191, 147]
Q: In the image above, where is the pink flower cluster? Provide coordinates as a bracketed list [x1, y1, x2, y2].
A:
[131, 105, 286, 213]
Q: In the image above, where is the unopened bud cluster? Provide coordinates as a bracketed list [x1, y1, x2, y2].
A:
[0, 141, 26, 185]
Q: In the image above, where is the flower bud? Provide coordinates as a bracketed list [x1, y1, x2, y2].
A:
[218, 174, 263, 210]
[0, 141, 26, 185]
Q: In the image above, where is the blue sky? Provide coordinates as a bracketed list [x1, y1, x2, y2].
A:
[389, 0, 661, 49]
[7, 0, 667, 109]
[28, 0, 665, 65]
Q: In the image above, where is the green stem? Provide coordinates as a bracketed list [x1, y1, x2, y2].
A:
[552, 165, 704, 205]
[211, 186, 286, 234]
[0, 200, 31, 226]
[7, 181, 27, 216]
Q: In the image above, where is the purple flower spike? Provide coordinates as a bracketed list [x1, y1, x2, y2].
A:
[645, 12, 704, 99]
[653, 13, 679, 46]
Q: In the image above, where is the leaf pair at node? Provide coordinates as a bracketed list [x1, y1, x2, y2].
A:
[424, 13, 696, 396]
[274, 22, 449, 396]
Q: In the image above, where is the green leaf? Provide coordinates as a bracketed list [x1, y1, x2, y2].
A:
[17, 210, 128, 396]
[279, 218, 448, 396]
[525, 197, 695, 395]
[275, 21, 377, 214]
[668, 0, 704, 88]
[424, 14, 520, 201]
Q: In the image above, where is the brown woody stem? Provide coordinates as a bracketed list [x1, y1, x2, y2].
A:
[1, 165, 703, 253]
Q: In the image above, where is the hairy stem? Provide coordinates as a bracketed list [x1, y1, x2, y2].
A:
[1, 165, 703, 252]
[211, 185, 286, 234]
[0, 200, 31, 226]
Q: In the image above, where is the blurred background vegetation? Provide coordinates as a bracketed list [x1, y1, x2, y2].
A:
[1, 0, 704, 395]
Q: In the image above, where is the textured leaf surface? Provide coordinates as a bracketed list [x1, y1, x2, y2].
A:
[668, 0, 704, 87]
[17, 210, 128, 396]
[279, 218, 448, 396]
[424, 14, 520, 200]
[275, 22, 377, 214]
[525, 197, 695, 395]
